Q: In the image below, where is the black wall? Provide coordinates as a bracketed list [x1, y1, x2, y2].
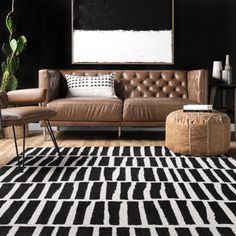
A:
[0, 0, 236, 90]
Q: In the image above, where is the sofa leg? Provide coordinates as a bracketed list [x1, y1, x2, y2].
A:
[43, 127, 47, 141]
[44, 127, 59, 141]
[118, 127, 121, 138]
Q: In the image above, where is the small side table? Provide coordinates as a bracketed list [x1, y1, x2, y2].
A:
[209, 82, 236, 140]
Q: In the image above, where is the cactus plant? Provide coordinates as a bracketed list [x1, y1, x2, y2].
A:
[0, 0, 27, 92]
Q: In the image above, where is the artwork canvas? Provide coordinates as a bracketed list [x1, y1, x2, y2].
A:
[72, 0, 174, 64]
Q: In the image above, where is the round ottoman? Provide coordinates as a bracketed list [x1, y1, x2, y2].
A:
[166, 110, 231, 156]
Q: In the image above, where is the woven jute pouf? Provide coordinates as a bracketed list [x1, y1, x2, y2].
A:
[166, 110, 231, 156]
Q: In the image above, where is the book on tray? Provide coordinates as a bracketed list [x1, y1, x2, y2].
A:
[183, 104, 213, 112]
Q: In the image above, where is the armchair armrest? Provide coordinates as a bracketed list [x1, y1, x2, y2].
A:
[0, 92, 8, 132]
[187, 69, 208, 104]
[39, 69, 61, 105]
[0, 92, 8, 109]
[7, 88, 46, 106]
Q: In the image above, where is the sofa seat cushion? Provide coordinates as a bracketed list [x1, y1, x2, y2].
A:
[47, 97, 123, 122]
[123, 98, 198, 122]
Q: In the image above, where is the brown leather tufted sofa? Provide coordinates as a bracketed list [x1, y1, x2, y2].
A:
[39, 69, 208, 130]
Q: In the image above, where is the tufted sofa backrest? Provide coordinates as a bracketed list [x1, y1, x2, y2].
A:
[61, 70, 188, 100]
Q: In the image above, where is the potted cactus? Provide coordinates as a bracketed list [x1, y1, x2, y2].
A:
[1, 0, 27, 139]
[1, 0, 27, 92]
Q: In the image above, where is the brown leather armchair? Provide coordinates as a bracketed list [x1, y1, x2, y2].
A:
[0, 89, 61, 171]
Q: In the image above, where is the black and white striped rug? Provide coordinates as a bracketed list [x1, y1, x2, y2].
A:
[0, 146, 236, 236]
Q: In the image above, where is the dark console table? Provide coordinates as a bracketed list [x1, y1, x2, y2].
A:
[209, 81, 236, 140]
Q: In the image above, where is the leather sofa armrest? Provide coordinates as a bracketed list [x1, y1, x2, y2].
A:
[7, 88, 46, 106]
[39, 69, 61, 105]
[187, 69, 208, 104]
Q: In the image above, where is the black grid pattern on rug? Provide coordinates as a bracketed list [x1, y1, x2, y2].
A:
[0, 146, 236, 236]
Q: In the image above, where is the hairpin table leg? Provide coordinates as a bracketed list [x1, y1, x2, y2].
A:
[44, 120, 62, 158]
[12, 126, 23, 171]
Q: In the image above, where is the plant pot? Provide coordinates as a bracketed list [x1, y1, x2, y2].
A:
[3, 125, 29, 139]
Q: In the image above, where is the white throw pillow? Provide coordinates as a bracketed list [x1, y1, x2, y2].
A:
[65, 74, 117, 97]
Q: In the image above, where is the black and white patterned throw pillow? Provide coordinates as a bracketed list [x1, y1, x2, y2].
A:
[65, 74, 117, 97]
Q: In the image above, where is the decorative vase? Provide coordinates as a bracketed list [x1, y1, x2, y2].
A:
[222, 55, 233, 84]
[212, 61, 223, 80]
[3, 125, 29, 139]
[225, 55, 231, 70]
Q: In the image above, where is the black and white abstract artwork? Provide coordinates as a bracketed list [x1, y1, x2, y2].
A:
[72, 0, 174, 64]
